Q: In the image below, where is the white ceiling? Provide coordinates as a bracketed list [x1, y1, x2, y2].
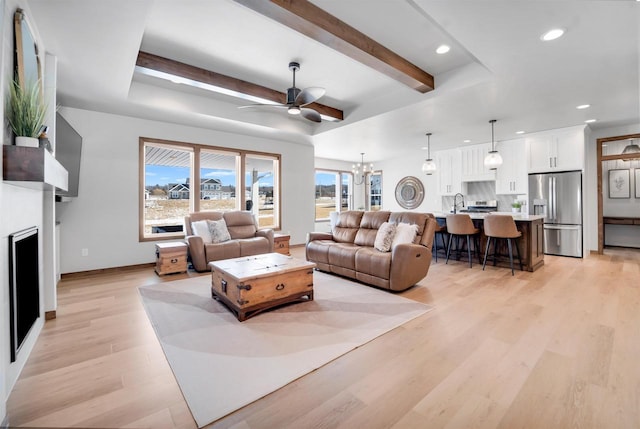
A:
[27, 0, 640, 165]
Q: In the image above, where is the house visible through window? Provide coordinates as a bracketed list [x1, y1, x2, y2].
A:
[315, 170, 353, 221]
[140, 138, 280, 241]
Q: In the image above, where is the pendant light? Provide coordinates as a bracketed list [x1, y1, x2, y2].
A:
[621, 138, 640, 161]
[422, 132, 437, 175]
[484, 119, 503, 170]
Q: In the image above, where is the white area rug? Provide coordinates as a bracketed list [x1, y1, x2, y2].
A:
[139, 271, 432, 427]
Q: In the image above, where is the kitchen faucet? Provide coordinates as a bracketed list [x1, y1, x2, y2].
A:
[453, 193, 465, 214]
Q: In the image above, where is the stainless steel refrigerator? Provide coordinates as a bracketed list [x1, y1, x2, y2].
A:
[529, 171, 583, 257]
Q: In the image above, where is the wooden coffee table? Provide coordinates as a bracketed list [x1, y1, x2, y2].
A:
[209, 253, 315, 321]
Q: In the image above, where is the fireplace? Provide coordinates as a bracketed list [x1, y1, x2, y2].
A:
[9, 226, 40, 362]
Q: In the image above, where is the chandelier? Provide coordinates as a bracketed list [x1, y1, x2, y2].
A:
[352, 152, 373, 185]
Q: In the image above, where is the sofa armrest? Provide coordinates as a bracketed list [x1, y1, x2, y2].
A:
[389, 243, 431, 291]
[256, 228, 274, 252]
[185, 235, 207, 272]
[307, 232, 333, 243]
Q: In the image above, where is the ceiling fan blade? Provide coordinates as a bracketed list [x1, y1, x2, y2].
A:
[295, 87, 325, 106]
[300, 107, 321, 123]
[238, 103, 288, 109]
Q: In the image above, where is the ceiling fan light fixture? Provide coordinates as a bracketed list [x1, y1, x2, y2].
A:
[288, 106, 301, 115]
[484, 119, 503, 170]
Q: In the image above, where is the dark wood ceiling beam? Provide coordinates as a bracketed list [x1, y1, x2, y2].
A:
[135, 51, 344, 121]
[233, 0, 434, 93]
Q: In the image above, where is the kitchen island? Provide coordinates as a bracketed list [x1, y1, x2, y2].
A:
[433, 212, 545, 272]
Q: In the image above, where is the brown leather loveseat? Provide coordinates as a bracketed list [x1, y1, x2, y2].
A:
[306, 211, 437, 291]
[184, 211, 274, 272]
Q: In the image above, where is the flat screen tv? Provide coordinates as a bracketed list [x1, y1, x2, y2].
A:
[55, 113, 82, 198]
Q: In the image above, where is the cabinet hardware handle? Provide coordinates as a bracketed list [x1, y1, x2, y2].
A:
[221, 280, 227, 293]
[237, 284, 252, 291]
[170, 258, 178, 263]
[276, 284, 285, 290]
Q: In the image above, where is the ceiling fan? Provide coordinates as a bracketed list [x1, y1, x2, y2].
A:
[240, 62, 325, 123]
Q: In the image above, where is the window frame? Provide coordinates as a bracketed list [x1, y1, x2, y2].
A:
[314, 169, 353, 222]
[139, 137, 281, 242]
[367, 171, 383, 211]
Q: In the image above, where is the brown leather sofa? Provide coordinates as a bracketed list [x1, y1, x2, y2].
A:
[184, 211, 274, 272]
[306, 211, 437, 291]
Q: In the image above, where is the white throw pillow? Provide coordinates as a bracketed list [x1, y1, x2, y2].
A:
[191, 220, 212, 244]
[374, 222, 396, 252]
[391, 223, 418, 249]
[208, 219, 231, 243]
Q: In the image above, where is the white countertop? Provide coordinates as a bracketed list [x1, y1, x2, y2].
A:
[432, 211, 545, 221]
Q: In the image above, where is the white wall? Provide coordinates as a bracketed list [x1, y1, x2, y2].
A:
[376, 155, 441, 213]
[0, 0, 52, 422]
[56, 107, 316, 273]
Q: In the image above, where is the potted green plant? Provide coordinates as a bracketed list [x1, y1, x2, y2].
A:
[511, 201, 522, 213]
[6, 78, 46, 147]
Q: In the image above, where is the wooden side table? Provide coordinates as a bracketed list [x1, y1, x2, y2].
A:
[155, 242, 188, 275]
[274, 233, 291, 256]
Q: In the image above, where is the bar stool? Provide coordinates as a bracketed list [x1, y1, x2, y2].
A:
[445, 214, 481, 268]
[482, 214, 523, 275]
[432, 222, 448, 262]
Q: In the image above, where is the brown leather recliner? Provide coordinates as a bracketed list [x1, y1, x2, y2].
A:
[184, 211, 274, 272]
[306, 210, 437, 291]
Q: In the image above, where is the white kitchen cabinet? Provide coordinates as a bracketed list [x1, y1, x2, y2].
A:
[495, 138, 527, 194]
[435, 148, 464, 196]
[527, 126, 585, 173]
[460, 143, 496, 182]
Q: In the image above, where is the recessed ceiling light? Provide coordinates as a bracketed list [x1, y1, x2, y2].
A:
[576, 104, 590, 109]
[463, 139, 471, 143]
[436, 45, 450, 54]
[585, 119, 597, 123]
[541, 28, 565, 41]
[421, 146, 428, 150]
[515, 131, 525, 135]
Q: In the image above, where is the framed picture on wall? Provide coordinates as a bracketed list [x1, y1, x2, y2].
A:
[608, 169, 630, 199]
[636, 170, 640, 198]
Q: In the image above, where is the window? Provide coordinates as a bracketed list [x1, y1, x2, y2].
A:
[140, 138, 280, 241]
[315, 170, 352, 221]
[200, 149, 240, 212]
[142, 143, 194, 238]
[246, 154, 280, 228]
[368, 172, 382, 211]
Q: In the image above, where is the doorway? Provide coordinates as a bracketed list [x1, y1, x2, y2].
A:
[596, 133, 640, 253]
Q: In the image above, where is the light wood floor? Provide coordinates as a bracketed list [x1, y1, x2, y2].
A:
[6, 246, 640, 428]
